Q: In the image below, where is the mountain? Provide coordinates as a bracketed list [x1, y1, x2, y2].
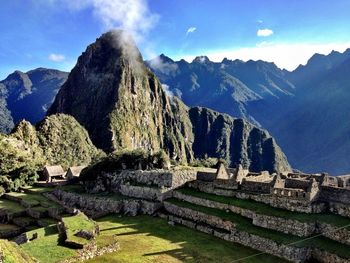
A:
[48, 30, 290, 173]
[189, 107, 291, 173]
[266, 51, 350, 175]
[0, 68, 68, 133]
[1, 113, 103, 193]
[147, 50, 350, 174]
[146, 55, 295, 126]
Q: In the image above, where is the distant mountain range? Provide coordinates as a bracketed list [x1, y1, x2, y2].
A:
[1, 37, 349, 174]
[147, 49, 350, 175]
[0, 68, 68, 132]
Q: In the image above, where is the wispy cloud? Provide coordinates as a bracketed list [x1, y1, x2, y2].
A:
[186, 27, 197, 35]
[63, 0, 159, 43]
[257, 28, 273, 37]
[175, 42, 350, 71]
[48, 53, 65, 62]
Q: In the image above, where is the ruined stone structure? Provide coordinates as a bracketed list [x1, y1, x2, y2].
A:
[193, 164, 350, 216]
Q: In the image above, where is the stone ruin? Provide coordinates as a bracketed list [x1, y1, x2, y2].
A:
[195, 163, 350, 215]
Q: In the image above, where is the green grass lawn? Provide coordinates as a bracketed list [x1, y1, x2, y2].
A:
[21, 225, 78, 263]
[0, 199, 26, 214]
[166, 198, 350, 259]
[5, 192, 60, 208]
[177, 187, 350, 227]
[61, 213, 96, 246]
[21, 215, 289, 263]
[86, 215, 289, 263]
[0, 223, 20, 231]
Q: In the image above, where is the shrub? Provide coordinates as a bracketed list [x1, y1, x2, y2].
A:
[80, 149, 170, 181]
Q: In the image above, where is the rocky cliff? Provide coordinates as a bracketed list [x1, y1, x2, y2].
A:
[189, 107, 291, 173]
[48, 31, 193, 163]
[48, 30, 291, 173]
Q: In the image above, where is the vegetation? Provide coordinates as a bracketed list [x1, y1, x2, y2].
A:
[61, 213, 97, 247]
[167, 198, 350, 259]
[177, 187, 350, 227]
[0, 114, 104, 194]
[0, 239, 37, 263]
[80, 149, 170, 181]
[21, 225, 77, 263]
[87, 215, 288, 263]
[189, 157, 226, 168]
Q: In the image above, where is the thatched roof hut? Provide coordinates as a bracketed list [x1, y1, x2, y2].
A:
[43, 165, 65, 182]
[66, 166, 86, 180]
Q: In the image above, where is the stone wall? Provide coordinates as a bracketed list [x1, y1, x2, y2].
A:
[50, 189, 161, 218]
[84, 169, 197, 199]
[188, 181, 325, 213]
[173, 191, 350, 245]
[320, 185, 350, 204]
[240, 180, 272, 194]
[164, 202, 235, 232]
[173, 191, 314, 237]
[164, 200, 350, 263]
[162, 202, 309, 262]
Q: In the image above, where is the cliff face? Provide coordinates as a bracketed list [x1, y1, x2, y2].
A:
[189, 107, 291, 173]
[48, 30, 291, 173]
[48, 30, 193, 162]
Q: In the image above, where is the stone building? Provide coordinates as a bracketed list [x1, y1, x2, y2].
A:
[43, 165, 66, 182]
[66, 166, 86, 181]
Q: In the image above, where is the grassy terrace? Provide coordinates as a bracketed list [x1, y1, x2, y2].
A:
[59, 184, 126, 201]
[88, 215, 288, 263]
[0, 198, 26, 213]
[5, 192, 60, 208]
[62, 213, 96, 246]
[20, 215, 289, 263]
[21, 225, 78, 263]
[177, 187, 350, 227]
[166, 198, 350, 259]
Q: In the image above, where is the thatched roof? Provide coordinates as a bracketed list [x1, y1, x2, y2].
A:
[43, 165, 65, 177]
[67, 166, 86, 177]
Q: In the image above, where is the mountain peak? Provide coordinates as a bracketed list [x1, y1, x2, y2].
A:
[193, 56, 211, 63]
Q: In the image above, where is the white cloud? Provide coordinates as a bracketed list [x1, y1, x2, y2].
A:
[174, 42, 350, 71]
[48, 53, 65, 62]
[186, 27, 197, 35]
[161, 84, 174, 97]
[63, 0, 159, 43]
[257, 20, 263, 24]
[257, 28, 273, 37]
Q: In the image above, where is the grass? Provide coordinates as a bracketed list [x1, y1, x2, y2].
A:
[167, 198, 350, 259]
[177, 187, 350, 227]
[5, 192, 60, 208]
[61, 213, 96, 246]
[0, 223, 20, 231]
[0, 239, 37, 263]
[21, 186, 55, 194]
[86, 215, 288, 263]
[0, 199, 26, 213]
[21, 225, 78, 263]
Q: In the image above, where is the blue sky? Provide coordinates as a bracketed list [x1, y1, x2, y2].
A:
[1, 0, 350, 79]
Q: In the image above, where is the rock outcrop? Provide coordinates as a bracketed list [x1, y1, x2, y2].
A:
[189, 107, 291, 172]
[48, 31, 193, 163]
